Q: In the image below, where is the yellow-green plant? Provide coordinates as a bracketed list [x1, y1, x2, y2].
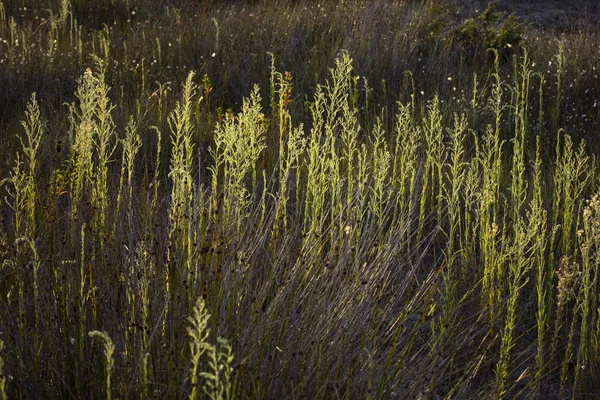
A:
[560, 266, 584, 398]
[148, 125, 162, 243]
[18, 93, 44, 237]
[188, 296, 211, 400]
[477, 124, 505, 317]
[274, 122, 306, 236]
[68, 64, 117, 241]
[90, 61, 116, 239]
[352, 143, 371, 239]
[140, 352, 150, 400]
[304, 86, 330, 236]
[494, 210, 538, 398]
[269, 58, 305, 236]
[77, 223, 89, 395]
[549, 256, 581, 397]
[531, 137, 549, 393]
[461, 134, 480, 268]
[555, 133, 590, 260]
[0, 2, 5, 37]
[442, 113, 468, 262]
[428, 116, 469, 394]
[89, 330, 115, 400]
[2, 154, 29, 240]
[167, 70, 198, 275]
[340, 77, 361, 215]
[551, 257, 579, 355]
[2, 93, 44, 238]
[391, 102, 419, 225]
[209, 85, 266, 233]
[201, 338, 235, 400]
[574, 194, 600, 391]
[187, 297, 235, 400]
[509, 48, 531, 227]
[418, 95, 445, 245]
[303, 52, 354, 237]
[551, 41, 565, 134]
[115, 115, 142, 236]
[369, 118, 391, 231]
[0, 339, 6, 400]
[68, 70, 95, 222]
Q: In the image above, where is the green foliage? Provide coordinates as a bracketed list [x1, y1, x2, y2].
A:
[452, 2, 526, 60]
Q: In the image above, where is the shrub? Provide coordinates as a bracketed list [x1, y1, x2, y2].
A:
[452, 1, 527, 60]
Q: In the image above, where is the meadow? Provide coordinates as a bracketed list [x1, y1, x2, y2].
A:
[1, 0, 600, 398]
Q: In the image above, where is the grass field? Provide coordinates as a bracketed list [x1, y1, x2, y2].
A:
[1, 0, 600, 398]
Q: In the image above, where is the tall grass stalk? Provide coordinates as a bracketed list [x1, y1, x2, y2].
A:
[304, 85, 330, 237]
[0, 339, 6, 400]
[115, 115, 141, 238]
[1, 93, 44, 239]
[89, 330, 115, 400]
[271, 61, 300, 235]
[18, 93, 44, 238]
[509, 49, 531, 227]
[478, 124, 504, 318]
[557, 134, 590, 259]
[90, 61, 116, 242]
[369, 118, 391, 232]
[391, 102, 419, 228]
[552, 41, 565, 135]
[68, 65, 115, 243]
[188, 297, 211, 400]
[574, 194, 600, 392]
[428, 114, 469, 393]
[560, 266, 583, 398]
[494, 211, 538, 398]
[532, 137, 549, 395]
[443, 113, 468, 262]
[167, 70, 197, 277]
[476, 52, 505, 307]
[187, 297, 235, 400]
[418, 95, 444, 245]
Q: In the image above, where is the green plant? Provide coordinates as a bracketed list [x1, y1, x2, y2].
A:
[0, 339, 5, 400]
[187, 297, 235, 400]
[452, 2, 526, 60]
[89, 331, 115, 400]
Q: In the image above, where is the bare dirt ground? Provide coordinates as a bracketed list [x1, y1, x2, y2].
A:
[452, 0, 600, 30]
